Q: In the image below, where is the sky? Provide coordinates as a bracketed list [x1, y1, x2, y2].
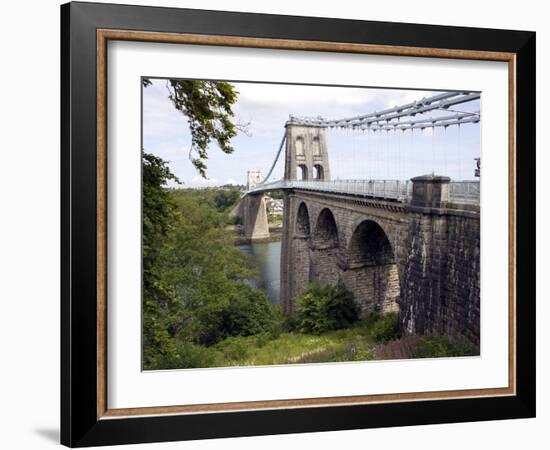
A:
[142, 79, 481, 188]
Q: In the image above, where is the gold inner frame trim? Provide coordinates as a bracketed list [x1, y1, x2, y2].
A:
[96, 28, 517, 420]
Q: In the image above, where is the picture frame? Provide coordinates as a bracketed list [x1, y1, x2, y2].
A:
[60, 1, 535, 447]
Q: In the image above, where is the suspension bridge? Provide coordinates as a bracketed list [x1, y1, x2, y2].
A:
[234, 91, 481, 346]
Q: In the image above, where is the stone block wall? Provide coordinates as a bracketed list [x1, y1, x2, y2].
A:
[291, 236, 311, 308]
[440, 214, 480, 346]
[342, 263, 400, 315]
[398, 209, 480, 348]
[310, 246, 341, 287]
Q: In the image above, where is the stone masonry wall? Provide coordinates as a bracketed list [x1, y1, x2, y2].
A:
[398, 209, 480, 348]
[440, 214, 480, 346]
[291, 236, 311, 306]
[342, 264, 400, 315]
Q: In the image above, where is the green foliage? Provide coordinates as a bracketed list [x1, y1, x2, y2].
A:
[295, 283, 359, 334]
[143, 78, 243, 177]
[326, 282, 360, 329]
[365, 312, 400, 343]
[214, 336, 252, 362]
[412, 335, 478, 359]
[266, 190, 284, 199]
[147, 339, 219, 371]
[295, 284, 333, 334]
[167, 79, 239, 177]
[191, 188, 242, 213]
[194, 285, 284, 346]
[142, 150, 180, 279]
[211, 323, 377, 366]
[229, 215, 242, 226]
[142, 152, 281, 369]
[142, 151, 182, 366]
[213, 189, 242, 212]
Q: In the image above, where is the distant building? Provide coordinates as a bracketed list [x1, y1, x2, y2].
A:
[265, 196, 284, 216]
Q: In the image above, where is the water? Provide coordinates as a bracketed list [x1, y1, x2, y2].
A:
[237, 240, 281, 304]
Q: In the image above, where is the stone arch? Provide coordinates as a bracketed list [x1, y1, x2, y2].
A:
[295, 202, 311, 236]
[313, 164, 325, 181]
[312, 208, 338, 247]
[310, 208, 340, 286]
[343, 220, 400, 316]
[297, 164, 308, 181]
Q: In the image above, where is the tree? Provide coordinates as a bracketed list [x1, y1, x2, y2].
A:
[142, 150, 182, 367]
[142, 150, 180, 277]
[143, 78, 248, 177]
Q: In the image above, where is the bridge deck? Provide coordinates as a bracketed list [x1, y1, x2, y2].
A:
[248, 179, 480, 205]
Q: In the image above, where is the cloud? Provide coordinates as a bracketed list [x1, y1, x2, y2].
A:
[188, 176, 218, 187]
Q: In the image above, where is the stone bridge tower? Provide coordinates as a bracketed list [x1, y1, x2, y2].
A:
[280, 123, 331, 310]
[284, 123, 331, 181]
[246, 169, 263, 191]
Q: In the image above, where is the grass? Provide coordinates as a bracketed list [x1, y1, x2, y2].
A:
[193, 313, 401, 367]
[153, 314, 478, 370]
[211, 322, 378, 366]
[212, 316, 478, 367]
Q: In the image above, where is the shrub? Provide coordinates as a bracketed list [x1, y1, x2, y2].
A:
[196, 285, 284, 346]
[373, 334, 478, 361]
[326, 283, 360, 329]
[413, 334, 478, 358]
[145, 340, 218, 370]
[295, 282, 359, 334]
[228, 215, 242, 225]
[367, 312, 400, 343]
[213, 337, 251, 362]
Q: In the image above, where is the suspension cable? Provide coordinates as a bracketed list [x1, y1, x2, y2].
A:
[257, 132, 287, 185]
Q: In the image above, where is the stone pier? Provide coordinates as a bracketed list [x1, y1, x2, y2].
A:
[242, 194, 270, 240]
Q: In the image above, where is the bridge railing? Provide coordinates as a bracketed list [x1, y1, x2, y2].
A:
[290, 179, 413, 201]
[250, 179, 412, 201]
[249, 179, 479, 205]
[448, 181, 480, 204]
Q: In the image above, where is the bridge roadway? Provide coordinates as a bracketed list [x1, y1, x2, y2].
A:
[248, 179, 480, 205]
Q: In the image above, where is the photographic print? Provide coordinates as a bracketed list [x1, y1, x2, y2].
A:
[141, 78, 481, 371]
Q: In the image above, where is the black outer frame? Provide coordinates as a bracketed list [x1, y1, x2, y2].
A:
[60, 1, 536, 447]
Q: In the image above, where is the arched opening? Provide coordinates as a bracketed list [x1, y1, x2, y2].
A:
[295, 137, 305, 156]
[343, 220, 400, 316]
[313, 164, 325, 181]
[292, 202, 312, 301]
[313, 209, 338, 246]
[310, 208, 340, 286]
[312, 136, 321, 156]
[296, 164, 308, 181]
[295, 202, 311, 236]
